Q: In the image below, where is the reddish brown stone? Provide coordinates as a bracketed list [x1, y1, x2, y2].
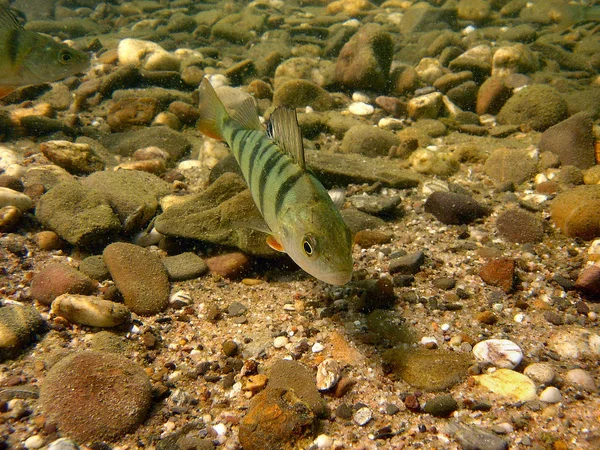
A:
[107, 97, 159, 132]
[103, 242, 170, 315]
[479, 257, 516, 293]
[575, 264, 600, 296]
[30, 262, 96, 305]
[239, 387, 317, 450]
[205, 252, 250, 279]
[476, 76, 512, 115]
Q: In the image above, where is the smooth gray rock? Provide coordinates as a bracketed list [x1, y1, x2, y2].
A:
[98, 126, 191, 161]
[82, 170, 170, 233]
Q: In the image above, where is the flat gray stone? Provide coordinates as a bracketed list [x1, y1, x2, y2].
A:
[82, 170, 171, 233]
[35, 182, 121, 247]
[305, 150, 422, 189]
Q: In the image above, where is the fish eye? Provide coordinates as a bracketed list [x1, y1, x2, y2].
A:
[302, 234, 317, 257]
[58, 50, 73, 64]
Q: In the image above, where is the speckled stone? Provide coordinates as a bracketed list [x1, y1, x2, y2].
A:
[551, 185, 600, 240]
[382, 347, 472, 391]
[484, 147, 538, 187]
[539, 112, 595, 169]
[238, 386, 317, 450]
[103, 243, 170, 315]
[268, 359, 327, 418]
[40, 351, 152, 442]
[162, 252, 208, 281]
[496, 208, 544, 243]
[0, 304, 44, 361]
[497, 84, 568, 131]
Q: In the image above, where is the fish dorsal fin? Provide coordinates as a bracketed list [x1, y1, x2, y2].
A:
[0, 5, 23, 30]
[267, 106, 306, 170]
[231, 97, 262, 131]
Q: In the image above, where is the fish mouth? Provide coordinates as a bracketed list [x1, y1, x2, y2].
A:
[319, 271, 353, 286]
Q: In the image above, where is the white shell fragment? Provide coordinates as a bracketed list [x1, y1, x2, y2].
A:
[51, 294, 131, 327]
[312, 342, 325, 353]
[348, 102, 374, 116]
[316, 358, 342, 391]
[353, 406, 372, 426]
[473, 339, 523, 369]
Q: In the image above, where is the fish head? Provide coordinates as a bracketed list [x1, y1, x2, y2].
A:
[23, 39, 90, 84]
[277, 195, 354, 285]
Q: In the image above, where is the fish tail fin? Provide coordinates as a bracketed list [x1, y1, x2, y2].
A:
[198, 77, 229, 140]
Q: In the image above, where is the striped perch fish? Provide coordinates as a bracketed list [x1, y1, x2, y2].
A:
[0, 5, 89, 99]
[197, 78, 353, 285]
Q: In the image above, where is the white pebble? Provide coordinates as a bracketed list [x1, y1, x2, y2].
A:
[348, 102, 374, 116]
[117, 38, 179, 71]
[420, 336, 438, 346]
[314, 434, 334, 449]
[0, 187, 33, 212]
[47, 438, 79, 450]
[352, 92, 370, 103]
[213, 423, 227, 436]
[207, 74, 229, 89]
[312, 342, 325, 353]
[4, 163, 25, 178]
[0, 146, 19, 171]
[342, 19, 360, 27]
[521, 193, 547, 206]
[273, 336, 289, 348]
[539, 386, 562, 403]
[588, 239, 600, 257]
[378, 117, 404, 130]
[178, 159, 203, 170]
[514, 313, 527, 323]
[24, 435, 45, 449]
[462, 25, 476, 35]
[473, 339, 523, 369]
[353, 406, 372, 426]
[441, 323, 451, 332]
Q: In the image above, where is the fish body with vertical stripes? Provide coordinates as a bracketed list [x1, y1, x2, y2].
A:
[0, 5, 89, 99]
[197, 78, 353, 285]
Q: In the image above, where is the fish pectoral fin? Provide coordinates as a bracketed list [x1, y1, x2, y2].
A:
[266, 235, 285, 252]
[266, 106, 306, 170]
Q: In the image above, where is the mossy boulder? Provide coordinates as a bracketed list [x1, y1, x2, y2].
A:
[497, 84, 568, 131]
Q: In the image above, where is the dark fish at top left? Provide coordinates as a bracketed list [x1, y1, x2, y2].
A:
[0, 4, 90, 99]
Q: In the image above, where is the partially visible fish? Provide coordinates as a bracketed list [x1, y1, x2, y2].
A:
[0, 5, 90, 99]
[197, 77, 354, 285]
